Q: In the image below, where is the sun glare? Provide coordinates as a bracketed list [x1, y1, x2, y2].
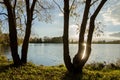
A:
[82, 43, 86, 59]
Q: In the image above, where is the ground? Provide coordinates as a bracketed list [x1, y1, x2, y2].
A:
[0, 55, 120, 80]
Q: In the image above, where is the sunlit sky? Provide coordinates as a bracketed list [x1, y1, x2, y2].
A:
[1, 0, 120, 41]
[31, 0, 120, 41]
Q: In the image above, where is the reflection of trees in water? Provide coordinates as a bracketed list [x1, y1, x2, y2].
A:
[0, 45, 10, 55]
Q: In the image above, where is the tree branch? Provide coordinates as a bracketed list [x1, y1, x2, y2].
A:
[37, 0, 47, 9]
[32, 15, 37, 20]
[31, 0, 37, 14]
[0, 13, 8, 17]
[69, 0, 75, 11]
[53, 0, 64, 13]
[13, 0, 17, 10]
[90, 0, 99, 6]
[91, 0, 107, 20]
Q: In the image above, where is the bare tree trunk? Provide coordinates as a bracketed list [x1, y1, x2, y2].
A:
[73, 0, 91, 73]
[4, 0, 21, 66]
[21, 0, 37, 64]
[72, 0, 107, 73]
[63, 0, 74, 72]
[21, 21, 32, 64]
[83, 0, 107, 67]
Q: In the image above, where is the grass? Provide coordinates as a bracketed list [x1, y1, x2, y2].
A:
[0, 55, 120, 80]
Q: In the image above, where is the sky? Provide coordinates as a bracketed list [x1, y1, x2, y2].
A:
[1, 0, 120, 41]
[31, 0, 120, 41]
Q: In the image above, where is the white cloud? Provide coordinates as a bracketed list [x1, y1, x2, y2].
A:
[58, 13, 63, 17]
[69, 25, 79, 39]
[93, 31, 120, 41]
[68, 25, 120, 41]
[102, 3, 120, 25]
[94, 36, 120, 41]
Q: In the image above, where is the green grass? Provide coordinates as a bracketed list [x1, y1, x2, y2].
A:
[0, 56, 120, 80]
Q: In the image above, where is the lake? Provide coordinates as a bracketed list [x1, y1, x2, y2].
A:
[0, 44, 120, 66]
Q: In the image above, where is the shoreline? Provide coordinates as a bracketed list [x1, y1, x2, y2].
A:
[0, 55, 120, 80]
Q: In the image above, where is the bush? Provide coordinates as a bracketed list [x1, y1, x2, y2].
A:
[0, 55, 7, 61]
[85, 62, 105, 70]
[116, 59, 120, 68]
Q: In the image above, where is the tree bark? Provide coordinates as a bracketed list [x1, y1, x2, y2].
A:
[63, 0, 74, 72]
[83, 0, 107, 67]
[73, 0, 91, 73]
[72, 0, 107, 73]
[4, 0, 21, 66]
[21, 0, 37, 64]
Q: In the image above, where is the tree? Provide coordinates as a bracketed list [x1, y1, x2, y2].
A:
[4, 0, 37, 65]
[0, 0, 52, 66]
[3, 0, 21, 66]
[18, 0, 52, 64]
[21, 0, 37, 64]
[63, 0, 107, 73]
[63, 0, 74, 73]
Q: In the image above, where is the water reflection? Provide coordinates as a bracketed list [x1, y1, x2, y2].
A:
[1, 43, 120, 66]
[27, 43, 64, 65]
[82, 43, 87, 59]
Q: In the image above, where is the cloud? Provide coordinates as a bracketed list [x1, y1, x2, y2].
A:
[93, 36, 120, 41]
[102, 3, 120, 25]
[58, 13, 63, 17]
[92, 31, 120, 41]
[69, 24, 79, 39]
[110, 32, 120, 38]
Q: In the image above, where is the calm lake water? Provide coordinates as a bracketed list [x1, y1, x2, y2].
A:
[0, 44, 120, 66]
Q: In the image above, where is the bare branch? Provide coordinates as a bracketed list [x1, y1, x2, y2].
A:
[37, 1, 45, 9]
[53, 0, 64, 13]
[13, 0, 17, 10]
[31, 0, 37, 14]
[34, 9, 39, 12]
[37, 0, 47, 9]
[32, 15, 37, 20]
[0, 13, 8, 16]
[30, 0, 37, 21]
[69, 0, 76, 11]
[91, 0, 107, 19]
[90, 0, 99, 6]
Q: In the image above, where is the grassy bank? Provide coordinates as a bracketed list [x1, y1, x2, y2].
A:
[0, 56, 120, 80]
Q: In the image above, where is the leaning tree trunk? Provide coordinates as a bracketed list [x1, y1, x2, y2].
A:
[83, 0, 107, 67]
[73, 0, 91, 73]
[73, 0, 107, 73]
[21, 0, 37, 64]
[63, 0, 74, 73]
[21, 21, 32, 64]
[4, 0, 21, 66]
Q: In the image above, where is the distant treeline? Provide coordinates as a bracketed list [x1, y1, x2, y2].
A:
[29, 36, 63, 43]
[29, 36, 120, 44]
[93, 40, 120, 44]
